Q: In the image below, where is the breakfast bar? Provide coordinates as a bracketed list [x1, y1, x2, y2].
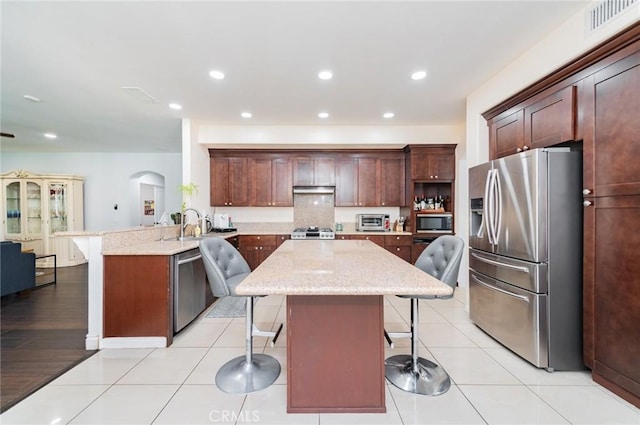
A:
[235, 239, 453, 413]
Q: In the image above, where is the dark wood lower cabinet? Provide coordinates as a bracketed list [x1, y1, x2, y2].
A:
[585, 196, 640, 408]
[238, 235, 277, 270]
[103, 255, 173, 345]
[287, 295, 385, 413]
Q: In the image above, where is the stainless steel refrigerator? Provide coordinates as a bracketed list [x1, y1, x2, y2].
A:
[469, 147, 583, 371]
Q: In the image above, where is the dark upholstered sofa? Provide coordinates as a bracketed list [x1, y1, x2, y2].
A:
[1, 241, 36, 296]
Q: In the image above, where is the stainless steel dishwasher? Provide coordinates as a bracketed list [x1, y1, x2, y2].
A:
[174, 248, 206, 333]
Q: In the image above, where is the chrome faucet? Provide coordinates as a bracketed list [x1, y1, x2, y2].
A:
[179, 208, 202, 240]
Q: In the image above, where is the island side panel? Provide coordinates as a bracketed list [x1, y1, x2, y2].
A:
[103, 255, 173, 345]
[287, 295, 385, 413]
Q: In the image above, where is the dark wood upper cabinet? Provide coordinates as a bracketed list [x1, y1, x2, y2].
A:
[356, 158, 379, 206]
[293, 157, 335, 186]
[524, 85, 577, 151]
[210, 157, 249, 207]
[583, 50, 640, 198]
[380, 157, 405, 206]
[251, 158, 293, 207]
[489, 110, 525, 159]
[409, 146, 456, 181]
[335, 158, 359, 206]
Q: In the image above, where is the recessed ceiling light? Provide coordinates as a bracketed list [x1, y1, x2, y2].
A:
[44, 133, 57, 139]
[318, 112, 329, 119]
[411, 71, 427, 80]
[23, 94, 41, 102]
[169, 103, 182, 110]
[383, 112, 395, 119]
[241, 112, 252, 118]
[209, 70, 225, 80]
[318, 70, 333, 80]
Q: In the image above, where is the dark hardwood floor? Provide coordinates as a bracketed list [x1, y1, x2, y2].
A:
[1, 263, 96, 413]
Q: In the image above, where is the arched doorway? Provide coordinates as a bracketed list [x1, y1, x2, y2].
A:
[129, 171, 165, 226]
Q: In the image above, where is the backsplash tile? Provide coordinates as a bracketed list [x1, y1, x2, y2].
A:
[294, 194, 335, 229]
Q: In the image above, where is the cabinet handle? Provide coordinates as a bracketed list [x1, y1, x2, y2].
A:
[582, 188, 592, 195]
[522, 145, 529, 151]
[434, 175, 438, 179]
[430, 175, 434, 179]
[229, 202, 232, 206]
[259, 246, 263, 250]
[396, 236, 400, 240]
[516, 148, 522, 153]
[396, 247, 400, 251]
[583, 200, 592, 207]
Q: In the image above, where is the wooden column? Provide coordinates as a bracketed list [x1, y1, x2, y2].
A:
[286, 295, 385, 413]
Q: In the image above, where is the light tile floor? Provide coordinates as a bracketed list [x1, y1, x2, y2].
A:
[2, 290, 639, 425]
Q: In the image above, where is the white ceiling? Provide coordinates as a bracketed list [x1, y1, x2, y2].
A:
[0, 1, 590, 153]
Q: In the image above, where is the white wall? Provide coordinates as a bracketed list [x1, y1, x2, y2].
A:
[1, 152, 181, 231]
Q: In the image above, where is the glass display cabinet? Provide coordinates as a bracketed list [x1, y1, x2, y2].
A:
[1, 170, 84, 266]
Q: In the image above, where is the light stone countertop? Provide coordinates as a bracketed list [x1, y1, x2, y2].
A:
[235, 239, 452, 297]
[98, 229, 412, 256]
[101, 232, 238, 255]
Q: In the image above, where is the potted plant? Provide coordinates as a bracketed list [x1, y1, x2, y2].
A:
[178, 182, 198, 212]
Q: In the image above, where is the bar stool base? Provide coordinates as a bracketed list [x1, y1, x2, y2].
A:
[385, 354, 451, 396]
[215, 354, 281, 394]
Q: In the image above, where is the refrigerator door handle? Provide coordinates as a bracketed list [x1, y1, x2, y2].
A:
[480, 169, 493, 241]
[471, 273, 530, 303]
[487, 169, 498, 245]
[493, 169, 502, 245]
[470, 252, 530, 273]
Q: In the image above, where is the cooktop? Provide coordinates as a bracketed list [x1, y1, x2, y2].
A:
[291, 226, 335, 240]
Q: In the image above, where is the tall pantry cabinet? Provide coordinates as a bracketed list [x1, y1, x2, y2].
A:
[1, 170, 85, 266]
[581, 41, 640, 407]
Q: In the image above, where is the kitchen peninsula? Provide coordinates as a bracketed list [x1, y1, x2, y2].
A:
[235, 239, 452, 413]
[70, 225, 414, 350]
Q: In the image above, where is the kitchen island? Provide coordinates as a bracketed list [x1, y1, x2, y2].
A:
[235, 239, 452, 413]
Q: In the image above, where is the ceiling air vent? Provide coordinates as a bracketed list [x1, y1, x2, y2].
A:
[587, 0, 638, 33]
[120, 86, 159, 104]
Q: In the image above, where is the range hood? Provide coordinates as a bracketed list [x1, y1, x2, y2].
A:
[292, 185, 335, 195]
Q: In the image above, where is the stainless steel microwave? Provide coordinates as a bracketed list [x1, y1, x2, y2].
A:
[415, 213, 453, 234]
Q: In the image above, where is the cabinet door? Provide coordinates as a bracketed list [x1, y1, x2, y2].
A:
[4, 180, 23, 236]
[586, 196, 640, 403]
[228, 158, 250, 206]
[292, 158, 314, 186]
[210, 157, 229, 206]
[411, 151, 454, 181]
[357, 158, 379, 206]
[380, 157, 404, 206]
[272, 158, 293, 206]
[251, 158, 273, 206]
[524, 85, 576, 150]
[583, 51, 640, 198]
[314, 158, 336, 185]
[490, 109, 524, 159]
[239, 245, 261, 270]
[335, 159, 358, 206]
[428, 154, 455, 181]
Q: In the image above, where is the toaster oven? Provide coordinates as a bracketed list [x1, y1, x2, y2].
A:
[356, 214, 390, 232]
